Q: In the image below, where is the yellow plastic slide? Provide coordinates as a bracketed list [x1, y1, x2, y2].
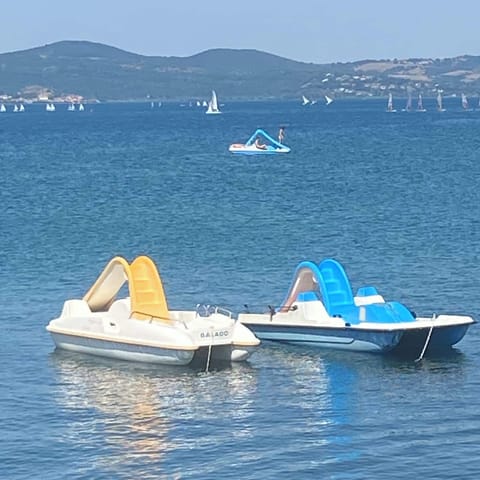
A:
[129, 256, 169, 321]
[82, 255, 170, 322]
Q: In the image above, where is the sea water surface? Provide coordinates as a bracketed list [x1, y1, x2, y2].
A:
[1, 99, 480, 479]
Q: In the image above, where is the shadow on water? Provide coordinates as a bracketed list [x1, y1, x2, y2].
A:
[257, 340, 467, 370]
[385, 346, 466, 364]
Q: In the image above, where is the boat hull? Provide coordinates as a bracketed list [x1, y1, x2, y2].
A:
[50, 331, 196, 365]
[48, 319, 260, 365]
[229, 145, 290, 155]
[244, 323, 402, 353]
[393, 324, 470, 353]
[242, 320, 473, 355]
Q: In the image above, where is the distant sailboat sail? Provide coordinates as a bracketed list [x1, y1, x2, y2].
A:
[461, 93, 469, 110]
[301, 95, 310, 106]
[13, 104, 19, 112]
[78, 103, 85, 111]
[206, 90, 221, 114]
[325, 95, 333, 105]
[0, 104, 6, 112]
[68, 103, 76, 111]
[404, 93, 412, 112]
[19, 104, 25, 112]
[386, 92, 396, 112]
[417, 94, 426, 112]
[437, 92, 446, 112]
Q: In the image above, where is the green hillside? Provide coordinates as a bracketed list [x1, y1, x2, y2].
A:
[1, 40, 480, 101]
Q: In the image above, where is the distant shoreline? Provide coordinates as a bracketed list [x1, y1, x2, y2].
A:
[1, 40, 480, 103]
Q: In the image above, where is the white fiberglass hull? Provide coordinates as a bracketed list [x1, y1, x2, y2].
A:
[229, 144, 290, 155]
[50, 331, 195, 365]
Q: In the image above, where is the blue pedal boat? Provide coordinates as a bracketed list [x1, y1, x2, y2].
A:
[229, 128, 290, 154]
[238, 259, 475, 355]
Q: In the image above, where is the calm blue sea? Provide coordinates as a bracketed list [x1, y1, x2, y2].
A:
[1, 98, 480, 479]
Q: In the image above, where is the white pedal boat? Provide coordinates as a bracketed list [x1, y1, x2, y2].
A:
[239, 259, 475, 356]
[47, 256, 260, 366]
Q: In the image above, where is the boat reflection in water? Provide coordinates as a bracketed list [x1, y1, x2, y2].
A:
[49, 350, 259, 477]
[252, 345, 360, 467]
[50, 351, 174, 476]
[52, 343, 454, 474]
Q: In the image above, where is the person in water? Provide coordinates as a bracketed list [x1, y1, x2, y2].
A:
[278, 126, 286, 143]
[255, 137, 267, 149]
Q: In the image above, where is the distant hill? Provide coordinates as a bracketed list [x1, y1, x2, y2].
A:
[1, 40, 480, 102]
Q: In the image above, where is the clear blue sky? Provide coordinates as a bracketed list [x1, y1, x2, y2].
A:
[3, 0, 480, 63]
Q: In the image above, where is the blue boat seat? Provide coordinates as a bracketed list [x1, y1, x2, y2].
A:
[355, 285, 386, 306]
[297, 291, 320, 302]
[356, 286, 379, 297]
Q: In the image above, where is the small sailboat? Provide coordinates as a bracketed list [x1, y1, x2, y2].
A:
[324, 95, 333, 106]
[68, 103, 76, 111]
[46, 103, 56, 112]
[461, 93, 470, 111]
[437, 92, 446, 112]
[301, 95, 311, 106]
[202, 100, 208, 107]
[0, 104, 6, 113]
[19, 104, 25, 112]
[13, 104, 19, 112]
[206, 90, 221, 114]
[386, 92, 396, 112]
[402, 93, 413, 112]
[78, 103, 85, 111]
[417, 94, 427, 112]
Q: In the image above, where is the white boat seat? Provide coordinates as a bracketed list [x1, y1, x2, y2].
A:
[108, 299, 131, 319]
[61, 299, 92, 318]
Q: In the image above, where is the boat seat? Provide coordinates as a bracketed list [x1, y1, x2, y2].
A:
[354, 286, 385, 306]
[300, 297, 329, 321]
[108, 298, 131, 320]
[357, 286, 379, 297]
[61, 299, 92, 318]
[297, 291, 320, 302]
